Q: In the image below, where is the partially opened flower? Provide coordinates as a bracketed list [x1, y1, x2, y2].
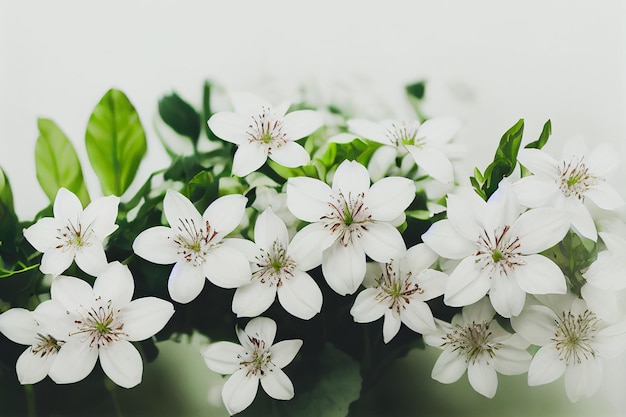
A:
[201, 316, 303, 415]
[424, 297, 531, 398]
[350, 243, 447, 343]
[286, 159, 415, 295]
[229, 208, 323, 320]
[515, 137, 624, 241]
[35, 261, 174, 388]
[133, 190, 251, 303]
[208, 92, 323, 177]
[422, 180, 570, 317]
[0, 306, 64, 384]
[23, 187, 119, 277]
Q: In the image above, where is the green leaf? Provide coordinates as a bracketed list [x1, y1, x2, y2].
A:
[405, 81, 426, 100]
[479, 119, 524, 199]
[202, 81, 219, 141]
[35, 118, 90, 206]
[525, 119, 552, 150]
[187, 170, 218, 211]
[158, 92, 201, 145]
[278, 344, 362, 417]
[85, 89, 147, 196]
[0, 167, 14, 212]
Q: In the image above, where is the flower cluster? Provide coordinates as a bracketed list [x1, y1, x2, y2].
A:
[1, 84, 626, 415]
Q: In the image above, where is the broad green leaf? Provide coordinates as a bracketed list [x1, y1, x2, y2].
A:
[525, 119, 552, 150]
[158, 92, 201, 145]
[85, 89, 147, 196]
[480, 119, 524, 198]
[0, 167, 14, 211]
[35, 118, 90, 206]
[405, 81, 426, 100]
[187, 170, 219, 211]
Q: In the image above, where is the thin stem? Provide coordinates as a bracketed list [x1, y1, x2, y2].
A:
[105, 377, 124, 417]
[24, 384, 36, 417]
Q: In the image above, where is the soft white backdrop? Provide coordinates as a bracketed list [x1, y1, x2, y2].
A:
[1, 2, 626, 414]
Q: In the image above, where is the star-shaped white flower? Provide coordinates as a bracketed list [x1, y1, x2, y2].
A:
[201, 317, 302, 415]
[286, 160, 415, 295]
[34, 261, 174, 388]
[424, 297, 531, 398]
[347, 117, 463, 182]
[515, 137, 624, 241]
[350, 243, 447, 343]
[132, 190, 252, 303]
[0, 306, 64, 384]
[229, 208, 323, 320]
[208, 92, 323, 177]
[511, 295, 626, 402]
[23, 187, 119, 277]
[422, 180, 570, 317]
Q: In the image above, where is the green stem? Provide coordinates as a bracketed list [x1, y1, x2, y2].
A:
[24, 384, 36, 417]
[105, 377, 124, 417]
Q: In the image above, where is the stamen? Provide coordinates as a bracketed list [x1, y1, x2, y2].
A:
[70, 298, 126, 348]
[552, 309, 599, 365]
[443, 320, 501, 364]
[557, 157, 596, 201]
[386, 121, 420, 147]
[475, 225, 525, 276]
[320, 191, 372, 246]
[170, 218, 219, 266]
[246, 106, 287, 153]
[252, 240, 297, 287]
[375, 263, 424, 314]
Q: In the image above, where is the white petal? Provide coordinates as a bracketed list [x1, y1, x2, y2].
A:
[417, 117, 460, 144]
[401, 301, 436, 334]
[367, 145, 398, 181]
[222, 369, 259, 415]
[232, 143, 268, 177]
[332, 160, 370, 195]
[167, 261, 206, 304]
[322, 242, 366, 295]
[467, 360, 498, 398]
[40, 248, 75, 277]
[230, 92, 271, 116]
[494, 343, 531, 375]
[93, 261, 134, 307]
[49, 339, 98, 384]
[402, 243, 439, 274]
[359, 222, 406, 263]
[512, 176, 558, 208]
[564, 358, 602, 402]
[489, 275, 526, 318]
[588, 142, 620, 177]
[413, 270, 448, 301]
[32, 300, 75, 340]
[347, 118, 391, 145]
[287, 223, 335, 270]
[510, 304, 558, 346]
[382, 310, 402, 343]
[261, 366, 295, 400]
[350, 288, 387, 323]
[583, 250, 626, 290]
[365, 177, 415, 221]
[255, 208, 289, 250]
[445, 189, 485, 241]
[204, 245, 252, 288]
[99, 339, 143, 388]
[269, 339, 303, 368]
[562, 197, 597, 241]
[81, 195, 120, 238]
[580, 283, 623, 322]
[0, 309, 38, 345]
[286, 177, 333, 222]
[282, 109, 323, 141]
[514, 254, 566, 295]
[203, 194, 248, 238]
[201, 341, 247, 374]
[527, 344, 566, 386]
[483, 180, 522, 231]
[511, 208, 570, 254]
[244, 317, 277, 347]
[132, 226, 180, 264]
[431, 348, 467, 383]
[444, 257, 491, 307]
[277, 270, 323, 320]
[163, 190, 202, 231]
[269, 141, 310, 168]
[232, 280, 276, 318]
[461, 296, 496, 323]
[586, 181, 624, 210]
[53, 188, 83, 224]
[421, 220, 476, 259]
[50, 275, 95, 312]
[406, 146, 454, 183]
[74, 242, 109, 277]
[23, 217, 60, 252]
[16, 347, 55, 384]
[121, 297, 174, 341]
[517, 148, 559, 178]
[207, 112, 249, 144]
[221, 237, 260, 262]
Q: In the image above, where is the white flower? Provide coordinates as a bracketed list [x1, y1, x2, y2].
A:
[350, 244, 447, 343]
[229, 208, 323, 320]
[251, 186, 299, 236]
[422, 180, 570, 317]
[23, 187, 119, 277]
[34, 261, 174, 388]
[0, 306, 64, 384]
[515, 137, 624, 241]
[511, 295, 626, 402]
[132, 190, 251, 304]
[201, 317, 302, 415]
[208, 92, 323, 177]
[423, 297, 531, 398]
[286, 160, 415, 295]
[347, 117, 463, 182]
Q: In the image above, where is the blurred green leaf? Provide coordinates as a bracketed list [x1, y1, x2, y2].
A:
[86, 89, 147, 196]
[202, 81, 219, 141]
[405, 81, 426, 100]
[158, 92, 201, 145]
[0, 167, 14, 212]
[35, 118, 90, 206]
[187, 170, 218, 211]
[525, 119, 552, 150]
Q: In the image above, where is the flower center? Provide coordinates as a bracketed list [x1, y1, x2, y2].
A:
[375, 263, 424, 314]
[246, 106, 287, 153]
[56, 220, 95, 251]
[71, 298, 126, 348]
[238, 336, 272, 377]
[443, 320, 501, 364]
[252, 239, 297, 286]
[321, 191, 372, 246]
[32, 333, 64, 358]
[171, 218, 219, 266]
[475, 225, 524, 276]
[557, 158, 596, 200]
[552, 309, 599, 365]
[386, 121, 420, 147]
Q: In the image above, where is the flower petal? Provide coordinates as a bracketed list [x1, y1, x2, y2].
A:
[204, 245, 251, 288]
[244, 317, 277, 347]
[413, 270, 448, 301]
[514, 254, 566, 295]
[421, 220, 476, 259]
[347, 118, 392, 145]
[512, 175, 558, 208]
[207, 112, 249, 145]
[0, 309, 38, 345]
[255, 208, 289, 250]
[201, 341, 247, 374]
[232, 143, 268, 177]
[277, 270, 323, 320]
[417, 117, 460, 145]
[561, 197, 597, 241]
[269, 141, 310, 168]
[365, 177, 415, 222]
[489, 275, 526, 318]
[53, 188, 83, 224]
[511, 208, 570, 254]
[586, 181, 624, 210]
[121, 297, 174, 341]
[99, 339, 143, 388]
[445, 189, 485, 241]
[564, 358, 602, 402]
[81, 195, 119, 238]
[232, 279, 276, 318]
[93, 261, 134, 307]
[444, 257, 490, 307]
[467, 360, 498, 398]
[282, 109, 323, 141]
[350, 288, 387, 323]
[132, 226, 180, 264]
[494, 342, 531, 375]
[332, 160, 370, 195]
[203, 194, 248, 238]
[286, 177, 333, 222]
[167, 261, 206, 304]
[51, 275, 95, 312]
[269, 339, 303, 368]
[49, 339, 98, 384]
[431, 348, 467, 384]
[23, 217, 60, 252]
[406, 145, 454, 183]
[74, 241, 109, 277]
[510, 304, 558, 345]
[287, 223, 335, 270]
[527, 344, 566, 386]
[40, 248, 75, 277]
[367, 145, 398, 181]
[382, 310, 402, 343]
[33, 300, 74, 340]
[517, 148, 559, 178]
[16, 347, 55, 384]
[322, 242, 366, 295]
[401, 300, 436, 334]
[402, 243, 439, 274]
[261, 367, 295, 400]
[163, 190, 202, 229]
[359, 222, 406, 263]
[222, 369, 259, 415]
